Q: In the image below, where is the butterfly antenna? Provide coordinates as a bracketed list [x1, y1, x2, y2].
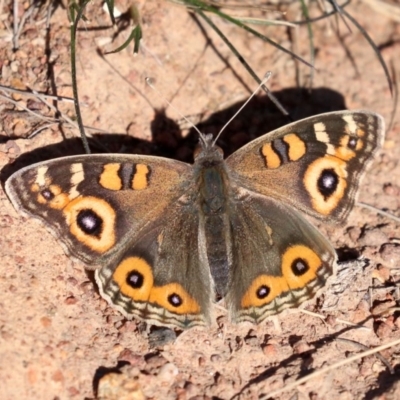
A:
[212, 72, 272, 146]
[145, 77, 207, 146]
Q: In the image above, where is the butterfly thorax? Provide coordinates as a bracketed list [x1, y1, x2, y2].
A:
[194, 141, 232, 297]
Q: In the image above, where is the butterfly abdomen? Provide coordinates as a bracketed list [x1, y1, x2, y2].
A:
[203, 213, 231, 297]
[196, 155, 232, 297]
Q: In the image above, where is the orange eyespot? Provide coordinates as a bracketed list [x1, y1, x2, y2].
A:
[112, 257, 201, 315]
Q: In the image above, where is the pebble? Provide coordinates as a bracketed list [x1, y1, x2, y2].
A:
[359, 228, 388, 246]
[157, 362, 179, 383]
[380, 244, 400, 267]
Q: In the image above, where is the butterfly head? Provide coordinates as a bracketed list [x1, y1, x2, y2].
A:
[194, 133, 224, 164]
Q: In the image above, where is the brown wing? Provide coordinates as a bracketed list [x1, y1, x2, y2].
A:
[226, 111, 384, 222]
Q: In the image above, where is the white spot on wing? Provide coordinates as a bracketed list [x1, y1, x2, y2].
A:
[70, 163, 84, 198]
[343, 115, 357, 135]
[314, 122, 330, 143]
[35, 166, 48, 186]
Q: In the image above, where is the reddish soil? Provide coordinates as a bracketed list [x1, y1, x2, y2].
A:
[0, 1, 399, 399]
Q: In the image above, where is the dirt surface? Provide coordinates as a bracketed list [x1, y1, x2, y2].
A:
[0, 1, 400, 399]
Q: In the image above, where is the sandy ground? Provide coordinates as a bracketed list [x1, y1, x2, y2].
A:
[0, 1, 399, 399]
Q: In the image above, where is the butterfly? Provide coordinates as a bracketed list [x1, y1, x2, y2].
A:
[5, 110, 384, 329]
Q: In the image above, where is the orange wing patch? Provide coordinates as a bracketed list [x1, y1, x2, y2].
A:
[241, 245, 323, 308]
[112, 256, 201, 315]
[99, 163, 123, 191]
[283, 133, 306, 161]
[131, 164, 151, 190]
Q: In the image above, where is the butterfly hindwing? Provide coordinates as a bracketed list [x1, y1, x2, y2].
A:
[95, 201, 213, 329]
[225, 190, 336, 323]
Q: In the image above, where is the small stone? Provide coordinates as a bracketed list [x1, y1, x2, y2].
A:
[40, 316, 52, 327]
[148, 327, 176, 347]
[380, 244, 400, 268]
[210, 354, 221, 362]
[371, 300, 396, 316]
[374, 321, 393, 339]
[262, 344, 278, 360]
[51, 369, 64, 383]
[118, 350, 145, 368]
[97, 371, 145, 400]
[184, 382, 198, 397]
[198, 356, 206, 367]
[347, 226, 361, 242]
[383, 183, 400, 196]
[371, 265, 391, 283]
[12, 119, 30, 137]
[67, 386, 80, 397]
[216, 315, 226, 328]
[292, 340, 312, 354]
[66, 277, 79, 286]
[80, 281, 95, 295]
[118, 320, 137, 334]
[359, 228, 388, 246]
[10, 77, 25, 100]
[112, 344, 124, 355]
[157, 362, 179, 383]
[244, 336, 258, 346]
[244, 329, 259, 346]
[325, 314, 337, 327]
[372, 361, 386, 373]
[145, 353, 167, 370]
[65, 296, 78, 305]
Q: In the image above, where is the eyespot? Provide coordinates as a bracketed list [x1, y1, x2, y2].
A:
[112, 257, 200, 314]
[150, 283, 200, 314]
[41, 188, 55, 200]
[256, 285, 270, 299]
[347, 137, 358, 149]
[303, 155, 347, 215]
[126, 270, 144, 289]
[291, 257, 310, 276]
[317, 169, 339, 200]
[241, 275, 289, 308]
[241, 245, 324, 309]
[33, 183, 69, 209]
[113, 257, 153, 300]
[168, 293, 183, 307]
[281, 245, 322, 289]
[77, 209, 103, 237]
[63, 196, 116, 253]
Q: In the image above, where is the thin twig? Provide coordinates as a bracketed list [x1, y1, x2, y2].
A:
[28, 123, 58, 139]
[300, 309, 371, 330]
[12, 0, 18, 50]
[0, 93, 56, 123]
[337, 337, 394, 374]
[0, 85, 75, 103]
[70, 0, 92, 154]
[197, 10, 290, 118]
[257, 338, 400, 399]
[357, 202, 400, 223]
[339, 7, 393, 96]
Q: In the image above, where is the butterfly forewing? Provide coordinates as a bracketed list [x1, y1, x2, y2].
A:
[6, 154, 191, 266]
[226, 110, 385, 222]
